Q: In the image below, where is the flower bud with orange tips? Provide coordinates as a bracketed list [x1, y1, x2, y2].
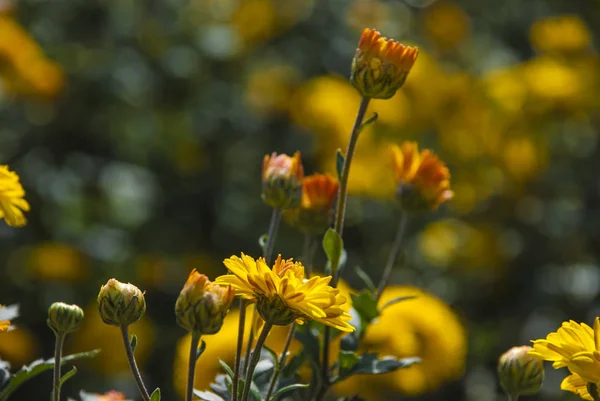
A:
[261, 151, 304, 209]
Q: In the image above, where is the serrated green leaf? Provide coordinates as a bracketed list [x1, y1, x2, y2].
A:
[336, 149, 345, 181]
[323, 228, 343, 274]
[194, 390, 225, 401]
[379, 296, 416, 313]
[354, 266, 376, 293]
[218, 359, 234, 379]
[130, 334, 137, 353]
[334, 354, 420, 383]
[271, 383, 309, 401]
[357, 112, 378, 134]
[196, 340, 206, 361]
[150, 388, 161, 401]
[0, 349, 100, 401]
[58, 366, 77, 389]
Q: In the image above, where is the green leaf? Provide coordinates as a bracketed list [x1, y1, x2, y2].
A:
[338, 351, 360, 371]
[58, 366, 77, 389]
[259, 234, 268, 254]
[379, 296, 416, 313]
[354, 266, 376, 293]
[281, 351, 306, 377]
[271, 383, 309, 401]
[150, 388, 161, 401]
[0, 349, 100, 401]
[350, 290, 379, 324]
[336, 149, 345, 181]
[334, 354, 420, 383]
[130, 334, 137, 353]
[217, 359, 234, 379]
[196, 340, 207, 361]
[194, 390, 225, 401]
[263, 344, 280, 371]
[357, 112, 378, 134]
[323, 228, 343, 274]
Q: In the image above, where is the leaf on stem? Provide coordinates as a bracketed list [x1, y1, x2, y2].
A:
[258, 234, 268, 255]
[379, 296, 416, 313]
[217, 359, 235, 379]
[323, 228, 344, 275]
[336, 149, 345, 181]
[194, 390, 225, 401]
[263, 345, 280, 371]
[149, 388, 161, 401]
[270, 384, 309, 401]
[58, 366, 77, 388]
[357, 112, 378, 134]
[130, 334, 137, 353]
[354, 266, 376, 293]
[334, 354, 421, 383]
[196, 340, 207, 361]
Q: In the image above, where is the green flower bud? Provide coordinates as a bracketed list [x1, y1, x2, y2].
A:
[97, 279, 146, 327]
[47, 302, 84, 335]
[262, 152, 304, 210]
[257, 294, 298, 326]
[498, 345, 545, 396]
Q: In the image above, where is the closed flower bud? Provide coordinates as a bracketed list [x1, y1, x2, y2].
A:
[47, 302, 84, 335]
[262, 151, 304, 209]
[350, 28, 418, 99]
[284, 174, 339, 234]
[97, 279, 146, 327]
[257, 294, 298, 326]
[175, 270, 235, 335]
[498, 346, 545, 396]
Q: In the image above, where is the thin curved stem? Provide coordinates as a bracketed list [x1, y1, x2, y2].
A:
[301, 234, 316, 277]
[52, 334, 65, 401]
[186, 333, 201, 401]
[265, 323, 296, 401]
[265, 208, 282, 264]
[232, 300, 247, 401]
[240, 322, 273, 401]
[120, 325, 150, 401]
[376, 212, 409, 300]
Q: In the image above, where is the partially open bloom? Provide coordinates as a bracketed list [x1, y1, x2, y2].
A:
[0, 305, 10, 332]
[175, 270, 235, 335]
[47, 302, 84, 335]
[497, 346, 544, 396]
[350, 28, 418, 99]
[0, 165, 30, 227]
[390, 142, 453, 212]
[530, 318, 600, 397]
[214, 254, 354, 331]
[562, 373, 595, 401]
[262, 152, 304, 209]
[97, 279, 146, 327]
[284, 173, 339, 234]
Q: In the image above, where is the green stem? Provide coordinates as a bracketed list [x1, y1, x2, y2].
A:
[265, 208, 282, 264]
[240, 322, 273, 401]
[52, 334, 65, 401]
[120, 325, 151, 401]
[302, 233, 316, 276]
[186, 333, 201, 401]
[232, 300, 247, 401]
[265, 323, 296, 401]
[508, 395, 519, 401]
[376, 212, 409, 301]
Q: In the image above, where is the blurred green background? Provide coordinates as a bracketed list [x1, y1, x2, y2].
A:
[1, 0, 599, 400]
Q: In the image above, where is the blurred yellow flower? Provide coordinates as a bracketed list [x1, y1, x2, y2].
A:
[530, 15, 591, 54]
[0, 305, 10, 331]
[390, 142, 453, 211]
[335, 286, 466, 398]
[215, 254, 353, 331]
[0, 326, 39, 366]
[502, 136, 547, 180]
[0, 165, 30, 227]
[561, 373, 594, 401]
[423, 1, 471, 50]
[29, 242, 88, 282]
[68, 303, 155, 374]
[523, 57, 583, 109]
[245, 62, 299, 116]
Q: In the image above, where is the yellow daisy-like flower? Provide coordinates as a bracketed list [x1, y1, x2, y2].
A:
[562, 373, 594, 401]
[214, 253, 354, 332]
[390, 142, 453, 212]
[530, 318, 600, 396]
[0, 305, 11, 332]
[0, 165, 30, 227]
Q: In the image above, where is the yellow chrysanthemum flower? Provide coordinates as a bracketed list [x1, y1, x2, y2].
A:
[0, 305, 10, 332]
[214, 254, 354, 331]
[530, 318, 600, 396]
[562, 373, 594, 401]
[0, 165, 30, 227]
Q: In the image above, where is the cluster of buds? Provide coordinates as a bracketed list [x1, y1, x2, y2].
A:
[284, 174, 339, 234]
[97, 279, 146, 327]
[497, 346, 545, 397]
[175, 270, 235, 335]
[350, 28, 418, 99]
[262, 151, 304, 210]
[47, 302, 84, 336]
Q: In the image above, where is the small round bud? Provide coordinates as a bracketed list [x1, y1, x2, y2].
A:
[175, 270, 235, 335]
[498, 345, 545, 396]
[47, 302, 84, 335]
[262, 152, 304, 210]
[97, 279, 146, 327]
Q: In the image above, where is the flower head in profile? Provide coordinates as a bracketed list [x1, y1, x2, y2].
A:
[351, 28, 418, 99]
[497, 346, 544, 396]
[0, 165, 30, 227]
[0, 305, 10, 332]
[390, 142, 453, 212]
[97, 279, 146, 327]
[262, 152, 304, 209]
[214, 253, 354, 331]
[175, 270, 235, 335]
[284, 173, 339, 234]
[529, 318, 600, 400]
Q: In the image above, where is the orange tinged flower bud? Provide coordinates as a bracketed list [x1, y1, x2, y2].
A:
[351, 28, 418, 99]
[284, 174, 339, 234]
[175, 270, 235, 335]
[261, 151, 304, 209]
[390, 142, 453, 212]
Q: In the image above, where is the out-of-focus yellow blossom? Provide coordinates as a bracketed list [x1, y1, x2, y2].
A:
[232, 0, 276, 48]
[561, 373, 594, 401]
[68, 303, 155, 374]
[0, 15, 64, 98]
[29, 242, 88, 282]
[345, 0, 391, 34]
[335, 286, 466, 398]
[351, 28, 418, 99]
[530, 15, 591, 54]
[502, 136, 547, 180]
[423, 1, 471, 50]
[215, 254, 353, 331]
[497, 346, 544, 396]
[0, 326, 39, 365]
[483, 67, 528, 117]
[523, 57, 583, 110]
[390, 142, 453, 212]
[0, 165, 30, 227]
[284, 174, 339, 234]
[530, 318, 600, 385]
[245, 62, 299, 116]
